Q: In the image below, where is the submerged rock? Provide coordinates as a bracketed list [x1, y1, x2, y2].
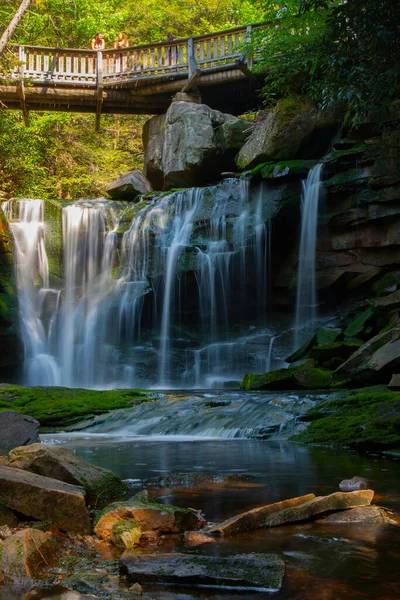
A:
[339, 476, 371, 491]
[8, 443, 128, 508]
[183, 531, 216, 547]
[0, 411, 40, 455]
[208, 490, 374, 536]
[94, 493, 203, 541]
[0, 528, 55, 583]
[120, 552, 285, 592]
[144, 472, 252, 489]
[0, 466, 90, 533]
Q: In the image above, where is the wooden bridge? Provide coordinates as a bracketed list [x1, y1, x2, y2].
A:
[0, 24, 267, 129]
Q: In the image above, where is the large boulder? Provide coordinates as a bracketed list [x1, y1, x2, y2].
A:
[120, 552, 285, 592]
[235, 99, 333, 170]
[106, 170, 152, 200]
[8, 443, 128, 508]
[143, 101, 249, 189]
[94, 493, 203, 541]
[0, 411, 40, 454]
[0, 528, 55, 583]
[335, 327, 400, 385]
[0, 466, 90, 533]
[143, 114, 166, 190]
[207, 490, 374, 536]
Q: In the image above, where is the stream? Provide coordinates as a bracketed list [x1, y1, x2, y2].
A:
[30, 390, 400, 600]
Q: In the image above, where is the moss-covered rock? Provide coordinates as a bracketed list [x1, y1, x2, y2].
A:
[110, 519, 142, 549]
[0, 528, 55, 583]
[0, 385, 151, 429]
[8, 443, 128, 508]
[344, 308, 375, 338]
[235, 99, 318, 170]
[316, 327, 343, 346]
[241, 361, 335, 390]
[94, 492, 203, 541]
[292, 387, 400, 448]
[309, 341, 363, 364]
[285, 334, 317, 363]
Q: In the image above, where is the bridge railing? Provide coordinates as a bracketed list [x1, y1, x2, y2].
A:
[4, 23, 268, 85]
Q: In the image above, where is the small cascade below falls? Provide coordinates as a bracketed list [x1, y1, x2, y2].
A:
[294, 164, 323, 350]
[4, 179, 279, 389]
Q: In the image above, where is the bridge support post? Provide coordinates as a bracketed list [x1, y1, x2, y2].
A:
[95, 50, 103, 132]
[246, 25, 254, 69]
[17, 45, 29, 127]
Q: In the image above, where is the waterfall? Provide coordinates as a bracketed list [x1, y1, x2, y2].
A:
[294, 164, 323, 350]
[4, 180, 276, 389]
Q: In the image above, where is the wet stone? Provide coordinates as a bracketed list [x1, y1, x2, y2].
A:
[120, 552, 285, 592]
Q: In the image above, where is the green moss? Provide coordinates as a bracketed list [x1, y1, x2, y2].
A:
[344, 308, 375, 338]
[292, 387, 400, 448]
[241, 367, 296, 391]
[0, 384, 152, 429]
[309, 341, 362, 364]
[372, 271, 400, 296]
[316, 327, 343, 346]
[285, 333, 317, 363]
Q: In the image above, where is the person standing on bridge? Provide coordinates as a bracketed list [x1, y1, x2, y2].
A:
[91, 33, 105, 50]
[114, 32, 129, 49]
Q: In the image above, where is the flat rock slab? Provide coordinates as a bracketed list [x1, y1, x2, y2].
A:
[0, 466, 90, 533]
[208, 490, 374, 536]
[0, 411, 40, 454]
[120, 552, 284, 592]
[323, 506, 390, 524]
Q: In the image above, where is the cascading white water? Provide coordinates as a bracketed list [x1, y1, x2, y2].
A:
[4, 179, 277, 389]
[294, 164, 323, 350]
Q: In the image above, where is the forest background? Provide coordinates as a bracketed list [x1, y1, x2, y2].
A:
[0, 0, 398, 198]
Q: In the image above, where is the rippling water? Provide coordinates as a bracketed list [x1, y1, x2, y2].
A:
[31, 429, 400, 600]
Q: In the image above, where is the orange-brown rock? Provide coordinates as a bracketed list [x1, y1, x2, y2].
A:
[323, 506, 390, 524]
[94, 496, 203, 541]
[184, 531, 216, 547]
[208, 490, 374, 536]
[0, 528, 55, 583]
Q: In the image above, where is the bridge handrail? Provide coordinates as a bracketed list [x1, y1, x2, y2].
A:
[4, 22, 269, 86]
[10, 22, 269, 55]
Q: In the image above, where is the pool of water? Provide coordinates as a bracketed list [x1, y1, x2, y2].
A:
[31, 435, 400, 600]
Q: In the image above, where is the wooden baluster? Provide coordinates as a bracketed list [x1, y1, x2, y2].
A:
[28, 51, 33, 74]
[235, 33, 240, 50]
[220, 35, 225, 59]
[150, 48, 154, 69]
[143, 49, 148, 70]
[214, 37, 218, 62]
[157, 46, 162, 69]
[44, 52, 49, 74]
[66, 54, 71, 78]
[73, 55, 78, 78]
[199, 40, 204, 63]
[81, 55, 86, 78]
[227, 34, 232, 57]
[207, 39, 211, 62]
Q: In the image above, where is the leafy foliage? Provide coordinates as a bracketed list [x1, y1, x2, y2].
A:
[252, 0, 400, 124]
[0, 0, 263, 197]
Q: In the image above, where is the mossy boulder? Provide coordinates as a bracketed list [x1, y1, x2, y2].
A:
[0, 385, 151, 429]
[8, 443, 128, 508]
[309, 341, 363, 364]
[94, 492, 203, 541]
[110, 519, 142, 549]
[106, 170, 152, 201]
[241, 361, 334, 390]
[235, 99, 323, 170]
[372, 271, 400, 296]
[344, 308, 375, 338]
[0, 528, 55, 583]
[316, 327, 343, 346]
[292, 388, 400, 448]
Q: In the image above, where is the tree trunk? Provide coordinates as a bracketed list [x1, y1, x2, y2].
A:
[0, 0, 31, 56]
